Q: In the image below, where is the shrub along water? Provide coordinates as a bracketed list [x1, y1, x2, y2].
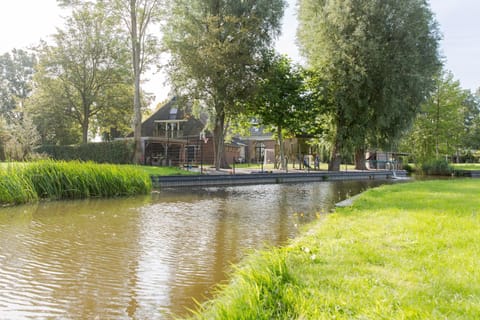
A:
[191, 179, 480, 319]
[0, 161, 152, 205]
[420, 159, 454, 175]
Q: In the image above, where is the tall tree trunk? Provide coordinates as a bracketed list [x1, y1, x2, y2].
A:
[81, 103, 89, 143]
[133, 67, 142, 163]
[355, 147, 367, 170]
[435, 87, 440, 160]
[278, 126, 286, 171]
[131, 0, 143, 164]
[328, 138, 342, 171]
[213, 110, 227, 170]
[82, 121, 89, 144]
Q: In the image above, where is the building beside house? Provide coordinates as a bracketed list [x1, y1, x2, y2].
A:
[366, 151, 407, 170]
[239, 127, 310, 169]
[136, 97, 320, 169]
[138, 97, 242, 167]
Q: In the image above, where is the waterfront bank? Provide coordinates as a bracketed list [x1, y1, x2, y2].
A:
[0, 180, 388, 319]
[151, 169, 407, 188]
[190, 179, 480, 319]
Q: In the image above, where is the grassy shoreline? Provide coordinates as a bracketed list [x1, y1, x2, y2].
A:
[0, 161, 152, 205]
[452, 163, 480, 171]
[190, 179, 480, 319]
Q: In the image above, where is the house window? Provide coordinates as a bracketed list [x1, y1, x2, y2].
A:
[169, 108, 178, 120]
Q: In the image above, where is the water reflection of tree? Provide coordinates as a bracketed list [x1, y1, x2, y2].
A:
[0, 197, 149, 319]
[0, 181, 392, 318]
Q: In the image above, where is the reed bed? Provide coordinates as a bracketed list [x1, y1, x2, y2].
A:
[0, 167, 37, 205]
[0, 161, 152, 205]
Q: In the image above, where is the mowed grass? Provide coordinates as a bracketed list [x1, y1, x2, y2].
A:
[452, 163, 480, 171]
[133, 165, 199, 176]
[0, 161, 152, 205]
[191, 179, 480, 319]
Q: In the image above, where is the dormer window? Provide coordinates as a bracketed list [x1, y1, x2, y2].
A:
[169, 108, 178, 120]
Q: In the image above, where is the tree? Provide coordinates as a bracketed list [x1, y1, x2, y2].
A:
[297, 0, 441, 170]
[38, 2, 132, 143]
[27, 70, 82, 145]
[1, 113, 40, 161]
[59, 0, 162, 161]
[163, 0, 286, 170]
[461, 89, 480, 153]
[402, 71, 469, 163]
[106, 0, 163, 163]
[250, 53, 309, 170]
[94, 83, 137, 140]
[0, 49, 36, 118]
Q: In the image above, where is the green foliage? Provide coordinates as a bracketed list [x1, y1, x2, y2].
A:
[0, 48, 36, 117]
[0, 166, 38, 205]
[402, 71, 470, 162]
[0, 160, 151, 205]
[297, 0, 441, 170]
[402, 163, 414, 174]
[462, 91, 480, 150]
[420, 159, 453, 176]
[26, 76, 82, 145]
[32, 1, 133, 143]
[252, 53, 308, 130]
[105, 0, 164, 163]
[35, 140, 135, 164]
[452, 163, 480, 171]
[248, 52, 311, 170]
[2, 113, 41, 161]
[192, 249, 298, 320]
[136, 165, 198, 176]
[22, 160, 151, 200]
[163, 0, 286, 169]
[191, 180, 480, 319]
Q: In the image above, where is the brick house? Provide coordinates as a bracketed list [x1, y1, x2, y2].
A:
[139, 97, 241, 167]
[138, 97, 315, 169]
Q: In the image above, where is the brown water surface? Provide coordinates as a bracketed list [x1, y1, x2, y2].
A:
[0, 180, 389, 319]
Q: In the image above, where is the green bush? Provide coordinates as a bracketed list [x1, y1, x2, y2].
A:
[35, 140, 135, 164]
[420, 159, 453, 176]
[402, 163, 415, 174]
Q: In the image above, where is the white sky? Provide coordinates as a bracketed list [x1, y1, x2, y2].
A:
[0, 0, 479, 106]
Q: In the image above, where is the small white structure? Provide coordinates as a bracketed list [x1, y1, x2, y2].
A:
[366, 151, 407, 170]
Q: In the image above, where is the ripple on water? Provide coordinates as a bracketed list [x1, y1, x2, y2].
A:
[0, 181, 389, 319]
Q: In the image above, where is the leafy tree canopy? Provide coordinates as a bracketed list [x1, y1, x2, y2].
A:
[0, 49, 37, 118]
[298, 0, 441, 170]
[33, 1, 133, 144]
[401, 71, 472, 163]
[163, 0, 286, 169]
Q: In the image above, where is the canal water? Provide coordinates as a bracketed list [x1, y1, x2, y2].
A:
[0, 180, 390, 319]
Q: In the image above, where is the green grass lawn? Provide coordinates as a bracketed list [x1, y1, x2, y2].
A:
[191, 179, 480, 319]
[127, 165, 199, 176]
[452, 163, 480, 171]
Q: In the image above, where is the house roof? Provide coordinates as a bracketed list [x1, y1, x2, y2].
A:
[141, 97, 208, 138]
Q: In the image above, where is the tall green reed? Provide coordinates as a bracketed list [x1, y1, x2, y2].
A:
[0, 166, 37, 205]
[0, 160, 152, 205]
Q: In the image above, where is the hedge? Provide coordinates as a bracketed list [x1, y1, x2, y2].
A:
[35, 140, 135, 164]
